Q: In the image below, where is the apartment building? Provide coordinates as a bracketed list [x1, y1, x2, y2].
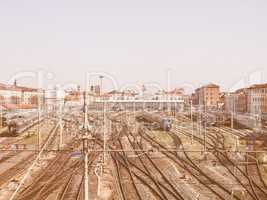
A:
[234, 88, 248, 113]
[154, 88, 185, 102]
[247, 83, 267, 116]
[0, 82, 44, 107]
[193, 83, 220, 108]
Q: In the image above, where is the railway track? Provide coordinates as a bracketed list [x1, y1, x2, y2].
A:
[112, 112, 224, 199]
[125, 126, 185, 200]
[211, 129, 267, 200]
[111, 148, 172, 200]
[138, 126, 243, 200]
[110, 126, 142, 200]
[113, 153, 142, 200]
[0, 153, 36, 187]
[56, 153, 98, 200]
[106, 112, 267, 200]
[0, 118, 55, 155]
[56, 133, 100, 200]
[56, 167, 84, 200]
[173, 120, 267, 200]
[245, 152, 267, 189]
[16, 154, 74, 200]
[108, 119, 178, 200]
[15, 127, 100, 200]
[0, 120, 59, 188]
[13, 123, 68, 199]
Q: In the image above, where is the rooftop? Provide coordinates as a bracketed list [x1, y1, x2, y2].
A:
[0, 103, 37, 110]
[195, 83, 220, 92]
[0, 82, 40, 92]
[248, 83, 267, 89]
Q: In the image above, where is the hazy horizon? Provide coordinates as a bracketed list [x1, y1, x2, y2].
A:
[1, 0, 267, 93]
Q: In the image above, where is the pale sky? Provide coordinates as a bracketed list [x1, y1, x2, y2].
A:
[0, 0, 267, 93]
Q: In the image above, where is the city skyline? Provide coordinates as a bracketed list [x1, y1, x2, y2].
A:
[1, 0, 267, 91]
[0, 67, 266, 93]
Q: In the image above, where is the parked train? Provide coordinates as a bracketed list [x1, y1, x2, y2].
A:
[190, 112, 217, 126]
[136, 112, 172, 131]
[5, 111, 46, 134]
[231, 113, 264, 132]
[191, 111, 265, 132]
[190, 111, 229, 127]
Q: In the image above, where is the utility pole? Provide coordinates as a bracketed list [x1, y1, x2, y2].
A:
[82, 91, 91, 200]
[142, 84, 145, 111]
[84, 147, 89, 200]
[198, 112, 201, 135]
[198, 91, 201, 136]
[103, 100, 107, 164]
[203, 100, 206, 153]
[37, 89, 41, 151]
[167, 69, 171, 116]
[133, 101, 136, 118]
[99, 75, 107, 164]
[231, 94, 235, 129]
[231, 111, 234, 129]
[190, 100, 194, 144]
[58, 97, 63, 150]
[95, 160, 103, 197]
[235, 136, 239, 152]
[99, 75, 104, 95]
[133, 100, 136, 129]
[204, 122, 206, 153]
[0, 104, 2, 130]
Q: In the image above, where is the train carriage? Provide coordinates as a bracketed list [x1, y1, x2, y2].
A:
[136, 112, 172, 131]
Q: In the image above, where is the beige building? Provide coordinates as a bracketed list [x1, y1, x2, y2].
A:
[193, 83, 220, 109]
[247, 83, 267, 115]
[234, 88, 248, 113]
[222, 85, 267, 116]
[108, 90, 138, 101]
[224, 89, 248, 114]
[154, 88, 185, 101]
[0, 82, 44, 107]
